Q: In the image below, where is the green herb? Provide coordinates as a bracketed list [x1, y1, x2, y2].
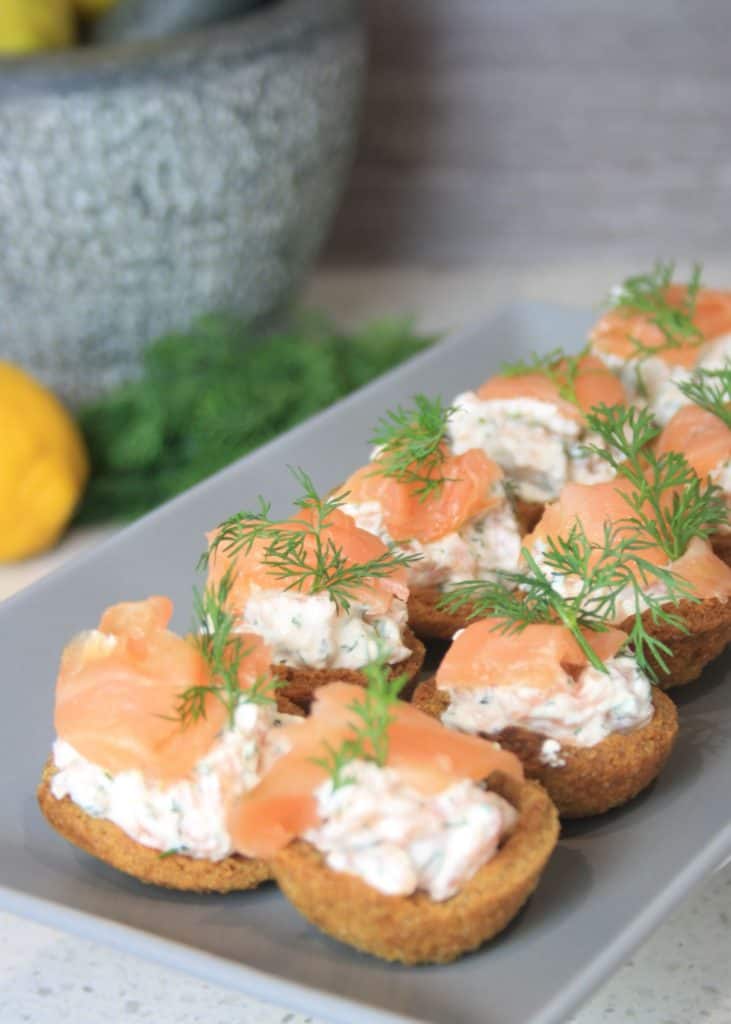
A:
[500, 346, 588, 406]
[310, 653, 408, 789]
[438, 522, 691, 677]
[369, 394, 455, 500]
[76, 312, 436, 523]
[607, 261, 704, 358]
[158, 848, 180, 859]
[175, 568, 281, 729]
[205, 467, 418, 614]
[677, 368, 731, 430]
[584, 404, 728, 559]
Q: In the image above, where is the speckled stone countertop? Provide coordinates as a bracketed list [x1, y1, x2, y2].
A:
[2, 261, 730, 1024]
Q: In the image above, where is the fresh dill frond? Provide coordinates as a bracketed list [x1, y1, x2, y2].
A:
[369, 394, 455, 501]
[607, 261, 704, 358]
[584, 404, 728, 559]
[438, 522, 693, 679]
[310, 654, 408, 789]
[500, 346, 589, 406]
[175, 567, 281, 728]
[677, 368, 731, 430]
[205, 467, 419, 613]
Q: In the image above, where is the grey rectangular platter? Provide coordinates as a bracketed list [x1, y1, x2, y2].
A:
[1, 303, 730, 1024]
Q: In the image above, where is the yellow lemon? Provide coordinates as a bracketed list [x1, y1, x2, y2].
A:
[0, 0, 76, 54]
[0, 363, 89, 562]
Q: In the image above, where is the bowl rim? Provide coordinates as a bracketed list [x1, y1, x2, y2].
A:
[0, 0, 362, 97]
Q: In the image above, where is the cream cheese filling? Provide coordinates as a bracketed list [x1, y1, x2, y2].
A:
[440, 654, 653, 751]
[340, 498, 522, 589]
[304, 760, 517, 902]
[240, 586, 410, 670]
[51, 703, 297, 860]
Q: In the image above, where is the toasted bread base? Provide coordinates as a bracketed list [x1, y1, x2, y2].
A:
[37, 694, 305, 892]
[271, 772, 558, 964]
[271, 628, 425, 710]
[619, 597, 731, 689]
[37, 760, 271, 892]
[412, 678, 678, 819]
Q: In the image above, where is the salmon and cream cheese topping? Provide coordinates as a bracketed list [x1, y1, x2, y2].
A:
[657, 404, 731, 522]
[436, 620, 653, 762]
[50, 597, 298, 860]
[207, 506, 412, 671]
[524, 480, 731, 621]
[340, 449, 522, 589]
[446, 356, 626, 503]
[230, 683, 524, 902]
[589, 283, 731, 424]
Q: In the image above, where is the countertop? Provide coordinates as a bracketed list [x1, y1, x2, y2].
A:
[3, 260, 730, 1024]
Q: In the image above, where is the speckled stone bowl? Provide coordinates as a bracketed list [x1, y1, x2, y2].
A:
[0, 0, 365, 405]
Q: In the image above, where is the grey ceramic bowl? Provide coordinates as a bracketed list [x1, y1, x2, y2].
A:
[0, 0, 365, 405]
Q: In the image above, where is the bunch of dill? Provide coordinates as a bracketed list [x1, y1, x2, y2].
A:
[76, 312, 434, 523]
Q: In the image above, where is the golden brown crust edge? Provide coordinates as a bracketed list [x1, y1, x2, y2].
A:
[271, 628, 425, 710]
[37, 759, 272, 893]
[619, 596, 731, 689]
[272, 772, 558, 964]
[412, 678, 678, 819]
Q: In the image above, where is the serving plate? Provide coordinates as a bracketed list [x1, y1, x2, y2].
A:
[1, 303, 729, 1024]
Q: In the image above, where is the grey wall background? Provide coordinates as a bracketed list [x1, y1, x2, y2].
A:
[323, 0, 731, 268]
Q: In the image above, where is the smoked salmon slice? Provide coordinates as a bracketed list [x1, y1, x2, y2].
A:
[477, 354, 626, 423]
[436, 619, 627, 693]
[207, 506, 409, 617]
[343, 449, 505, 543]
[229, 681, 523, 859]
[657, 404, 731, 480]
[525, 478, 670, 570]
[54, 596, 272, 784]
[590, 285, 731, 367]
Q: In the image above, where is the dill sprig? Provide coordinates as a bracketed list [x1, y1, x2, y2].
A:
[369, 394, 455, 501]
[438, 522, 692, 677]
[500, 346, 588, 406]
[205, 467, 418, 613]
[607, 261, 704, 358]
[175, 568, 281, 729]
[677, 367, 731, 430]
[584, 404, 728, 559]
[310, 654, 408, 789]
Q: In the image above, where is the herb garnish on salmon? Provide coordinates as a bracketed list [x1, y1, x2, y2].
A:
[584, 404, 728, 559]
[677, 367, 731, 430]
[439, 522, 689, 677]
[204, 467, 418, 614]
[369, 394, 456, 501]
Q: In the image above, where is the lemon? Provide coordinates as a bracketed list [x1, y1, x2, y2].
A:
[0, 363, 89, 562]
[0, 0, 76, 54]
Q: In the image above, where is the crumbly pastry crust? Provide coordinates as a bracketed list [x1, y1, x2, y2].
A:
[271, 772, 558, 964]
[270, 628, 425, 710]
[37, 695, 304, 892]
[412, 678, 678, 819]
[619, 597, 731, 689]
